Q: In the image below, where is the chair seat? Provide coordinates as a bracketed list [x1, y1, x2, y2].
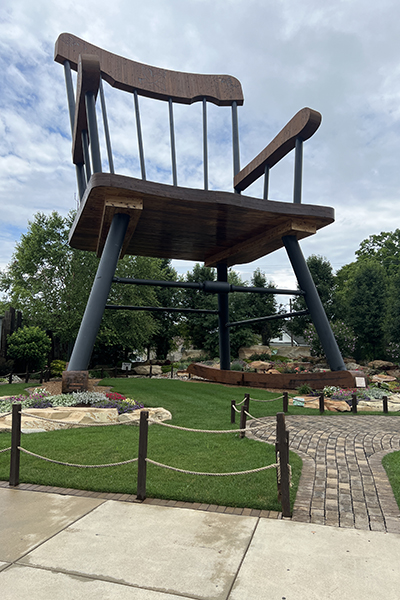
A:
[69, 173, 334, 267]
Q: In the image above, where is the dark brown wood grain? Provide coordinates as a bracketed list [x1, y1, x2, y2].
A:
[234, 108, 322, 192]
[68, 173, 334, 266]
[187, 364, 365, 390]
[72, 54, 101, 164]
[55, 33, 243, 106]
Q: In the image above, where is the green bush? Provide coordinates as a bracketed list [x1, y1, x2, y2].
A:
[7, 326, 51, 372]
[50, 360, 67, 378]
[0, 357, 14, 376]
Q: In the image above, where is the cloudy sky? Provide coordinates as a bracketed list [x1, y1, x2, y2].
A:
[1, 0, 399, 306]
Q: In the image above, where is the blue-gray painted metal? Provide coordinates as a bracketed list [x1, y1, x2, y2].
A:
[105, 305, 218, 314]
[293, 136, 303, 204]
[67, 213, 130, 371]
[283, 235, 346, 371]
[134, 90, 146, 180]
[81, 129, 92, 182]
[63, 60, 86, 199]
[263, 164, 269, 200]
[85, 91, 102, 173]
[203, 98, 208, 190]
[217, 263, 231, 370]
[231, 102, 240, 192]
[226, 309, 309, 328]
[112, 276, 304, 295]
[99, 77, 115, 174]
[168, 98, 178, 186]
[63, 60, 76, 132]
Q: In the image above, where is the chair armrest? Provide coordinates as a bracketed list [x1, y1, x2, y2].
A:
[234, 107, 321, 192]
[72, 54, 101, 165]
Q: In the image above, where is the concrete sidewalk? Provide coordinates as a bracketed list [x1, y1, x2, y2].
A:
[1, 487, 399, 599]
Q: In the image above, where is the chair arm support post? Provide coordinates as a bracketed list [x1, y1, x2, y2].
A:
[263, 164, 269, 200]
[99, 77, 114, 174]
[203, 98, 208, 190]
[168, 98, 178, 186]
[64, 60, 87, 199]
[293, 137, 303, 204]
[85, 91, 102, 173]
[232, 102, 240, 193]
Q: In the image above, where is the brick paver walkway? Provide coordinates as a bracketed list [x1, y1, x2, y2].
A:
[249, 415, 400, 534]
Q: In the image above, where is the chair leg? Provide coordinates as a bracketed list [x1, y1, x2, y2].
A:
[282, 235, 345, 371]
[217, 263, 231, 370]
[67, 213, 130, 372]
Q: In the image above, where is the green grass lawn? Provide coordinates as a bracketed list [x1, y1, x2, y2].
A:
[0, 382, 33, 397]
[0, 378, 302, 511]
[382, 451, 400, 510]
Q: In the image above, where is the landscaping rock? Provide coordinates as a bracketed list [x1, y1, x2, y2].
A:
[118, 407, 172, 424]
[0, 406, 172, 433]
[368, 360, 394, 370]
[371, 373, 397, 383]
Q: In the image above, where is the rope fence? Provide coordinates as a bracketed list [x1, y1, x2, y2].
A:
[4, 401, 292, 517]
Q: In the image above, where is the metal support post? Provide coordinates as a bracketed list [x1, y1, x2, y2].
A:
[137, 410, 149, 500]
[282, 235, 346, 371]
[293, 137, 303, 204]
[217, 263, 230, 371]
[9, 404, 21, 487]
[67, 213, 130, 371]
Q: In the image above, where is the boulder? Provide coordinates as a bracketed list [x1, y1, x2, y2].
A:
[371, 373, 397, 383]
[248, 361, 272, 371]
[0, 406, 172, 433]
[368, 360, 394, 370]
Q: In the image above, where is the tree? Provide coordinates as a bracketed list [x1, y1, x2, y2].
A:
[289, 255, 335, 337]
[7, 326, 51, 371]
[0, 211, 167, 364]
[356, 230, 400, 276]
[345, 260, 387, 360]
[147, 260, 183, 359]
[245, 268, 280, 345]
[181, 265, 279, 359]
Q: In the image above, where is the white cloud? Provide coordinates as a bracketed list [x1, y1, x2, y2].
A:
[0, 0, 399, 296]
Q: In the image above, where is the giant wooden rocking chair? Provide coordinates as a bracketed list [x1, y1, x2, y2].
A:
[55, 33, 357, 391]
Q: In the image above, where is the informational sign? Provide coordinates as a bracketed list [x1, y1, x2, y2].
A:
[355, 377, 366, 388]
[121, 362, 132, 371]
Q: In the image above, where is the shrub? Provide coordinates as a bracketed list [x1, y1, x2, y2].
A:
[296, 383, 313, 395]
[0, 358, 14, 376]
[7, 326, 51, 371]
[50, 360, 67, 378]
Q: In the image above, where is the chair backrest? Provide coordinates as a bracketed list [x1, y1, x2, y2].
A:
[55, 33, 244, 200]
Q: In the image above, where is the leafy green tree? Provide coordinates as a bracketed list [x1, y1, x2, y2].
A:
[245, 268, 280, 345]
[7, 326, 51, 371]
[289, 254, 335, 337]
[0, 211, 167, 364]
[147, 259, 183, 359]
[356, 230, 400, 276]
[345, 260, 387, 360]
[181, 265, 278, 359]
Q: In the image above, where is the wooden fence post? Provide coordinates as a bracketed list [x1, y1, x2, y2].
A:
[244, 393, 250, 413]
[231, 400, 236, 424]
[114, 366, 118, 378]
[319, 392, 325, 414]
[25, 370, 29, 384]
[351, 393, 357, 414]
[9, 403, 22, 487]
[136, 410, 149, 500]
[239, 405, 247, 439]
[283, 391, 288, 413]
[383, 396, 388, 414]
[275, 412, 291, 517]
[149, 364, 153, 378]
[8, 371, 12, 385]
[171, 365, 174, 379]
[40, 370, 43, 384]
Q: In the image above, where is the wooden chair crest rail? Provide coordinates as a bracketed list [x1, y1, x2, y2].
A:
[55, 33, 346, 385]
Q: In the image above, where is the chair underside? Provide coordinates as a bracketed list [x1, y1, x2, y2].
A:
[69, 173, 334, 267]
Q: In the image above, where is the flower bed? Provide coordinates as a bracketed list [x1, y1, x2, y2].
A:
[0, 389, 143, 415]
